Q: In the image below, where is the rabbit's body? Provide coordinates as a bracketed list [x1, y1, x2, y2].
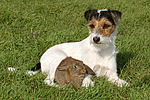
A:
[55, 68, 84, 88]
[55, 57, 95, 88]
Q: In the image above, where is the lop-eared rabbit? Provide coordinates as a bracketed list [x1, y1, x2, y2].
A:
[55, 57, 95, 88]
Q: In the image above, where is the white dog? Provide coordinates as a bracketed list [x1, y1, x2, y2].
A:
[9, 9, 129, 87]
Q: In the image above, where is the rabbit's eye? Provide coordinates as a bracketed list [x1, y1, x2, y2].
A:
[73, 66, 78, 68]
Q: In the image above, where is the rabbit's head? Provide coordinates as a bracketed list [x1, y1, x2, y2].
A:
[57, 57, 95, 77]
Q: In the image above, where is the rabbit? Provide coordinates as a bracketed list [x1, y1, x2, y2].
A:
[55, 57, 95, 88]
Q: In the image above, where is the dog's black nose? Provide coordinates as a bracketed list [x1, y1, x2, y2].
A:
[93, 36, 100, 43]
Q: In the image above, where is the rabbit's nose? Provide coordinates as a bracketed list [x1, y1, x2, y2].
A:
[80, 69, 86, 74]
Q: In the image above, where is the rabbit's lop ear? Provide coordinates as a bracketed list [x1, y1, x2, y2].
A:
[57, 64, 69, 71]
[84, 64, 95, 75]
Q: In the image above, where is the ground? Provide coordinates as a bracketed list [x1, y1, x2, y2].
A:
[0, 0, 150, 99]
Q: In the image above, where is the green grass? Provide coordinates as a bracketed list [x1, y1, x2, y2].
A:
[0, 0, 150, 99]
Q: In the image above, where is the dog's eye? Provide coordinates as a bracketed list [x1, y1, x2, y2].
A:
[103, 24, 110, 29]
[89, 24, 95, 29]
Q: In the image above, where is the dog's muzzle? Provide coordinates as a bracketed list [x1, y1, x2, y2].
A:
[93, 36, 100, 43]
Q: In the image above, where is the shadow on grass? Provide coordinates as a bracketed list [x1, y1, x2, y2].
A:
[117, 52, 134, 75]
[137, 75, 150, 87]
[140, 75, 150, 86]
[132, 75, 150, 87]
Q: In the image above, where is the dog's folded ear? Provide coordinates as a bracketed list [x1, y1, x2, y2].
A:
[109, 9, 122, 25]
[84, 9, 98, 23]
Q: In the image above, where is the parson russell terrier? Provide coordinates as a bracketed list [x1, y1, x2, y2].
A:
[9, 9, 129, 87]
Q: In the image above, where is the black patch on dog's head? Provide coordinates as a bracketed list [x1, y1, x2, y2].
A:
[84, 9, 99, 22]
[100, 9, 115, 25]
[109, 9, 122, 25]
[84, 9, 122, 25]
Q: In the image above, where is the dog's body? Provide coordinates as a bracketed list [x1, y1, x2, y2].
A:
[40, 9, 128, 87]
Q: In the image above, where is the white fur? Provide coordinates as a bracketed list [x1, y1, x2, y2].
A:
[8, 67, 16, 71]
[40, 25, 129, 87]
[8, 67, 40, 76]
[97, 9, 107, 13]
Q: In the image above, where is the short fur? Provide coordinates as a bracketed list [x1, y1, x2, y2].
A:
[31, 9, 129, 87]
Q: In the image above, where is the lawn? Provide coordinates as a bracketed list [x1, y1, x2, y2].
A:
[0, 0, 150, 99]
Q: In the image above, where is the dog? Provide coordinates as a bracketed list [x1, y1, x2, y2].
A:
[26, 9, 129, 87]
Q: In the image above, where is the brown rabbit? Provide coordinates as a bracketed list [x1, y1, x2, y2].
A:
[55, 57, 95, 88]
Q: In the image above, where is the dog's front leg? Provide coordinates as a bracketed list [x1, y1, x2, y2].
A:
[93, 65, 129, 87]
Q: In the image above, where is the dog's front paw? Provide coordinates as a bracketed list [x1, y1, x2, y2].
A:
[81, 75, 94, 87]
[111, 78, 129, 87]
[117, 78, 130, 87]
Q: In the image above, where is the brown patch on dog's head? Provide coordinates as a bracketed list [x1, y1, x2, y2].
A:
[88, 18, 116, 36]
[88, 18, 98, 33]
[84, 9, 121, 36]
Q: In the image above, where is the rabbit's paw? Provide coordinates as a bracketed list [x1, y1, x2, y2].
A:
[44, 79, 59, 87]
[81, 76, 94, 87]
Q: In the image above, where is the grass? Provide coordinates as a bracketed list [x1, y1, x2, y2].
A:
[0, 0, 150, 99]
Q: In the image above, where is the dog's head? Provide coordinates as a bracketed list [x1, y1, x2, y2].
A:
[84, 9, 122, 49]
